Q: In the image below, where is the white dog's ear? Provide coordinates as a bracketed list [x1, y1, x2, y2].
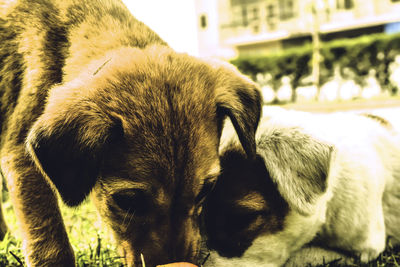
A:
[211, 60, 262, 159]
[257, 127, 334, 215]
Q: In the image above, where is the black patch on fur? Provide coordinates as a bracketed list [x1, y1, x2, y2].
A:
[236, 87, 262, 159]
[203, 146, 288, 258]
[217, 87, 262, 160]
[361, 113, 392, 129]
[256, 127, 332, 215]
[30, 118, 123, 206]
[0, 19, 25, 142]
[236, 87, 257, 109]
[259, 129, 329, 194]
[0, 1, 71, 145]
[42, 24, 69, 84]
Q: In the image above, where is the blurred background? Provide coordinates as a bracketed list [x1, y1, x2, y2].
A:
[124, 0, 400, 108]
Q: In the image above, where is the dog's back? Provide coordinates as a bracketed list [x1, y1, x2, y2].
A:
[365, 111, 400, 246]
[264, 108, 400, 256]
[0, 0, 165, 147]
[0, 8, 22, 143]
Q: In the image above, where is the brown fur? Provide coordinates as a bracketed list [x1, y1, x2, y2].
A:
[0, 1, 262, 266]
[361, 113, 393, 129]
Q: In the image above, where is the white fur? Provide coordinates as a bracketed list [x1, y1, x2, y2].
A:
[207, 107, 400, 266]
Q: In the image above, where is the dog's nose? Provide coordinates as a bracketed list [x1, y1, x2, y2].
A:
[156, 262, 198, 267]
[132, 260, 145, 267]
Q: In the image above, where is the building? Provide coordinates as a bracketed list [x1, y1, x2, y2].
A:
[195, 0, 400, 58]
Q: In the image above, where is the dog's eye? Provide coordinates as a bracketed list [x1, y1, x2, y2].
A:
[231, 211, 259, 229]
[111, 190, 150, 216]
[195, 181, 216, 205]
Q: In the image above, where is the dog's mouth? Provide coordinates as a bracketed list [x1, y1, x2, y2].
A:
[121, 246, 203, 267]
[132, 258, 202, 267]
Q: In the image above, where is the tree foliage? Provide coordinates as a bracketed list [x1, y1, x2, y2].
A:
[232, 33, 400, 95]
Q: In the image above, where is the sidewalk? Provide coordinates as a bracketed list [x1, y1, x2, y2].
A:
[277, 97, 400, 113]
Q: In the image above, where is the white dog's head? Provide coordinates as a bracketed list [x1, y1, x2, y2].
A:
[202, 123, 334, 266]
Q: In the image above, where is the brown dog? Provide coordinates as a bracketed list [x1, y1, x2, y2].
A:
[0, 1, 262, 266]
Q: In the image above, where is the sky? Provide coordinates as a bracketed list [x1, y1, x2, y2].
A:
[122, 0, 199, 56]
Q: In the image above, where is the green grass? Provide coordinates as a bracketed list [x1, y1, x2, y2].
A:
[0, 196, 124, 267]
[0, 195, 399, 267]
[314, 245, 400, 267]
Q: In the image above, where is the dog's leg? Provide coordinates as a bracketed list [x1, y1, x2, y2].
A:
[0, 210, 7, 241]
[1, 146, 75, 267]
[383, 167, 400, 246]
[0, 204, 8, 240]
[0, 169, 8, 240]
[359, 202, 386, 263]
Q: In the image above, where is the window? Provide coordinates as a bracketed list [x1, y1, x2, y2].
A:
[249, 6, 260, 32]
[279, 0, 294, 20]
[231, 7, 242, 27]
[337, 0, 354, 9]
[266, 4, 277, 29]
[231, 0, 259, 6]
[267, 4, 276, 19]
[242, 6, 248, 26]
[252, 25, 259, 33]
[251, 6, 259, 21]
[200, 14, 207, 29]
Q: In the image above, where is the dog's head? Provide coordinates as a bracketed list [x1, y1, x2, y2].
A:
[25, 46, 261, 266]
[203, 125, 333, 264]
[203, 146, 288, 258]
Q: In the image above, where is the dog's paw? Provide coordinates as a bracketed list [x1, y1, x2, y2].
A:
[358, 222, 386, 263]
[359, 248, 381, 263]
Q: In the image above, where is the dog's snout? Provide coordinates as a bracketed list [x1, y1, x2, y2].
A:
[174, 242, 198, 263]
[120, 239, 199, 267]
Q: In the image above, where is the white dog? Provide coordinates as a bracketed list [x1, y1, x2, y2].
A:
[202, 107, 400, 267]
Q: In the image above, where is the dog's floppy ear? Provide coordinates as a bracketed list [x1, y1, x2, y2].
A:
[26, 89, 123, 207]
[211, 61, 262, 159]
[257, 127, 334, 215]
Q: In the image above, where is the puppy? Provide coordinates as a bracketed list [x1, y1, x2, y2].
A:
[0, 1, 262, 266]
[203, 107, 400, 266]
